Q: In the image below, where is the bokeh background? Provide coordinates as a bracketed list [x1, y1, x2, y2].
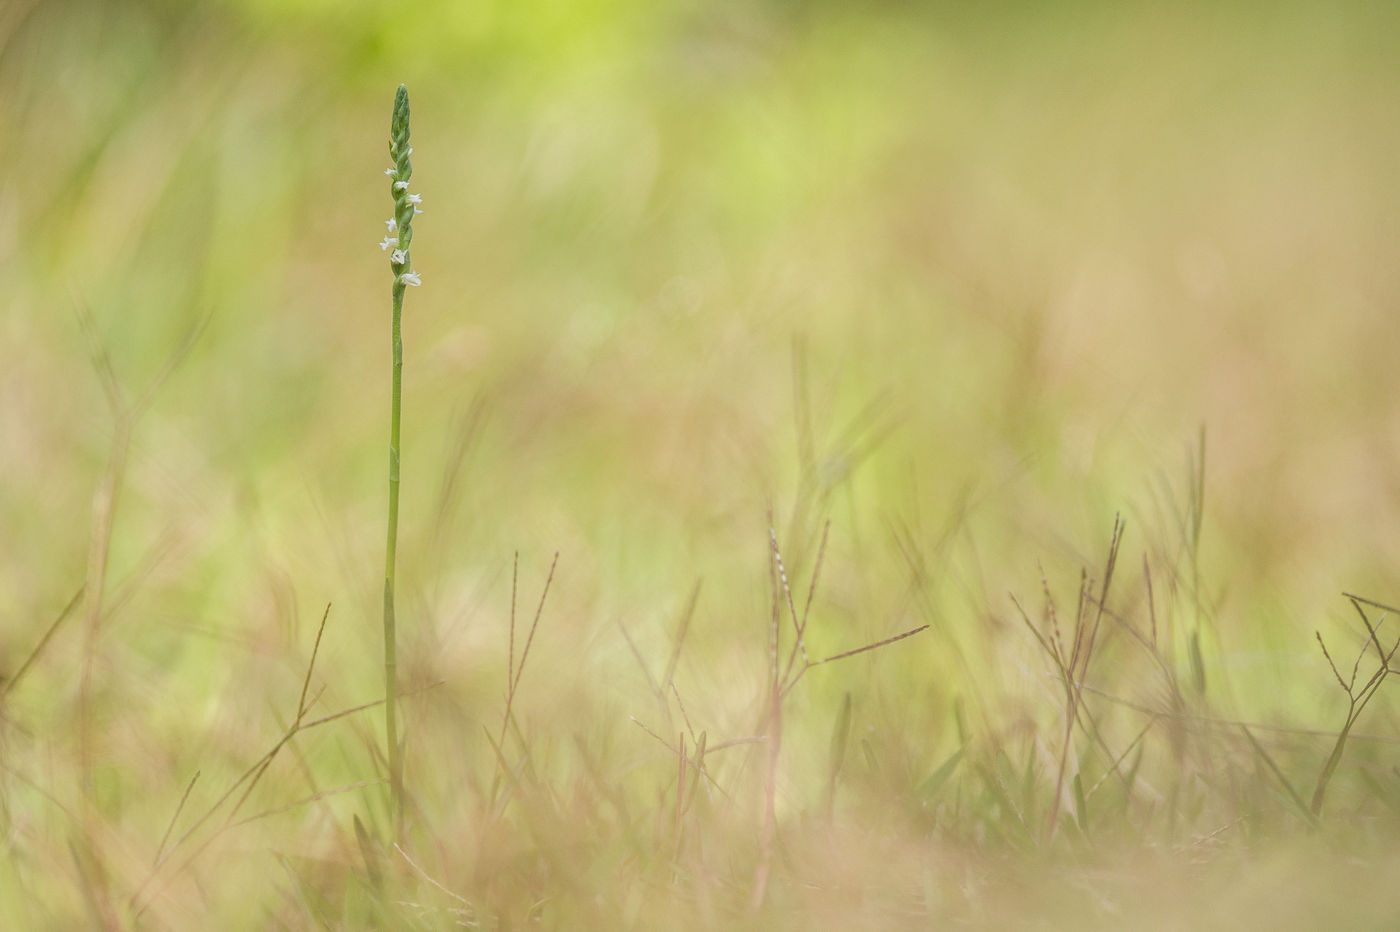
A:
[4, 0, 1400, 927]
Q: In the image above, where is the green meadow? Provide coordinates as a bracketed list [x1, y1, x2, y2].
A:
[4, 1, 1400, 927]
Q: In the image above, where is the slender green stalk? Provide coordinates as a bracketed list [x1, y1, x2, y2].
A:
[382, 83, 422, 837]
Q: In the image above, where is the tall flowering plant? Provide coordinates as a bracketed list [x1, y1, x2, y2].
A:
[381, 83, 420, 835]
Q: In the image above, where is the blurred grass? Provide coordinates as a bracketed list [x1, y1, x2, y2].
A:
[4, 0, 1400, 927]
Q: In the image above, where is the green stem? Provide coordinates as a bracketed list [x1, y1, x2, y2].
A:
[384, 280, 404, 837]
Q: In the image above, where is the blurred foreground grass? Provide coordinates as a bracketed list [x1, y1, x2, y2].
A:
[4, 0, 1400, 927]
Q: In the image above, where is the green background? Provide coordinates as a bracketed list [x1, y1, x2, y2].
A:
[3, 1, 1400, 927]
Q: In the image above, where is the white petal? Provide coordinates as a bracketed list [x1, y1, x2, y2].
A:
[391, 249, 406, 264]
[406, 193, 422, 204]
[400, 271, 422, 287]
[379, 236, 397, 251]
[384, 167, 396, 176]
[394, 180, 410, 191]
[385, 217, 397, 232]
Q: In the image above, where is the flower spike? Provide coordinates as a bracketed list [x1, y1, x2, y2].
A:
[387, 83, 417, 278]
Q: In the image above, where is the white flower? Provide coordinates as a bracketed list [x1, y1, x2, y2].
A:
[390, 249, 406, 265]
[394, 180, 410, 191]
[399, 271, 422, 287]
[379, 236, 398, 251]
[413, 205, 423, 215]
[406, 193, 422, 205]
[385, 167, 396, 177]
[385, 217, 397, 232]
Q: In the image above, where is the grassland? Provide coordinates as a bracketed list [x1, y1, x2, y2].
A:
[4, 1, 1400, 928]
